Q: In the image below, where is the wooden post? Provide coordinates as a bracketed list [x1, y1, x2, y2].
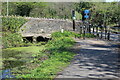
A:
[105, 26, 107, 39]
[83, 26, 85, 40]
[100, 27, 103, 39]
[83, 30, 85, 40]
[80, 26, 82, 34]
[107, 30, 110, 40]
[96, 25, 99, 38]
[96, 25, 97, 33]
[93, 25, 95, 34]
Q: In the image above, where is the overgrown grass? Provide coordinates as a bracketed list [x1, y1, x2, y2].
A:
[75, 33, 96, 38]
[2, 46, 46, 76]
[4, 45, 45, 54]
[2, 16, 27, 33]
[2, 32, 23, 48]
[16, 31, 96, 78]
[2, 31, 96, 79]
[2, 16, 27, 48]
[51, 31, 75, 38]
[17, 31, 76, 78]
[51, 31, 96, 38]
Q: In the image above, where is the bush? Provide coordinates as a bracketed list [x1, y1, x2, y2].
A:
[2, 16, 27, 48]
[47, 31, 75, 52]
[2, 33, 23, 48]
[2, 16, 27, 33]
[51, 31, 75, 38]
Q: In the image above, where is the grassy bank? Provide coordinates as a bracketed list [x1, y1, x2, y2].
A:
[16, 31, 76, 78]
[2, 45, 45, 75]
[19, 31, 96, 78]
[2, 31, 96, 79]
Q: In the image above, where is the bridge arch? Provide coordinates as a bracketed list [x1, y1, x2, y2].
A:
[36, 36, 51, 42]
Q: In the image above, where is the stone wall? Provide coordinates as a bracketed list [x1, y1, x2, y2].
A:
[20, 18, 82, 38]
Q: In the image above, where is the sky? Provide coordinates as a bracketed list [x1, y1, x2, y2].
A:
[1, 0, 120, 2]
[106, 0, 120, 2]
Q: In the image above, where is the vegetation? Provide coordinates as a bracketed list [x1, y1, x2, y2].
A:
[90, 2, 120, 26]
[4, 31, 93, 78]
[2, 16, 27, 48]
[16, 31, 76, 78]
[2, 16, 27, 33]
[2, 32, 23, 48]
[2, 2, 120, 26]
[2, 31, 76, 78]
[2, 46, 45, 76]
[1, 1, 119, 79]
[2, 27, 96, 78]
[75, 33, 96, 38]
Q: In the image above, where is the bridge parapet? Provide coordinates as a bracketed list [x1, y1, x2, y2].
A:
[19, 17, 82, 38]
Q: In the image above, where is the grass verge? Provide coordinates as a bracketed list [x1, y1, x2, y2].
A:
[2, 31, 96, 79]
[19, 31, 76, 79]
[2, 46, 45, 76]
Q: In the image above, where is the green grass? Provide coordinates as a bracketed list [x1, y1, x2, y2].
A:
[2, 45, 45, 76]
[17, 31, 76, 78]
[22, 51, 75, 78]
[4, 45, 45, 54]
[2, 31, 96, 79]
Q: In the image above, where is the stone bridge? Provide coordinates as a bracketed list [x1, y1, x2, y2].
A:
[19, 17, 82, 42]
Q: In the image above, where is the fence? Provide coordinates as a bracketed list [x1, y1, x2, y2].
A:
[79, 22, 120, 42]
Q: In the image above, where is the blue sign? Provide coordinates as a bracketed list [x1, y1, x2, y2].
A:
[84, 10, 90, 14]
[0, 69, 15, 79]
[84, 15, 89, 19]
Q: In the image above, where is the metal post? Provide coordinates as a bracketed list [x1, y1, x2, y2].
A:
[73, 20, 75, 31]
[89, 24, 91, 34]
[72, 10, 75, 31]
[83, 26, 85, 40]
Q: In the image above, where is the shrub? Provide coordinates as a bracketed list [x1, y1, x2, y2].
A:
[2, 32, 23, 48]
[2, 16, 27, 48]
[47, 37, 74, 50]
[2, 16, 27, 33]
[51, 31, 75, 38]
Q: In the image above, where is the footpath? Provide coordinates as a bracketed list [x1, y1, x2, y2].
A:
[56, 38, 120, 80]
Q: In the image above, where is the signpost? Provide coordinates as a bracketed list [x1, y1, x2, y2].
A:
[82, 9, 90, 39]
[82, 9, 90, 21]
[72, 10, 76, 31]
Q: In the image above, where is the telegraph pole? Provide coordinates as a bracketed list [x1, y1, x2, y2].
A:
[7, 0, 9, 16]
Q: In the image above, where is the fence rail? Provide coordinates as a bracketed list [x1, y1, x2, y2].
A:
[79, 23, 120, 42]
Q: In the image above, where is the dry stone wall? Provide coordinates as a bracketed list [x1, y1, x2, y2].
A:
[20, 18, 82, 38]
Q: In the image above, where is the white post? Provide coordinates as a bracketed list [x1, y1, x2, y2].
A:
[60, 26, 64, 33]
[61, 29, 64, 33]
